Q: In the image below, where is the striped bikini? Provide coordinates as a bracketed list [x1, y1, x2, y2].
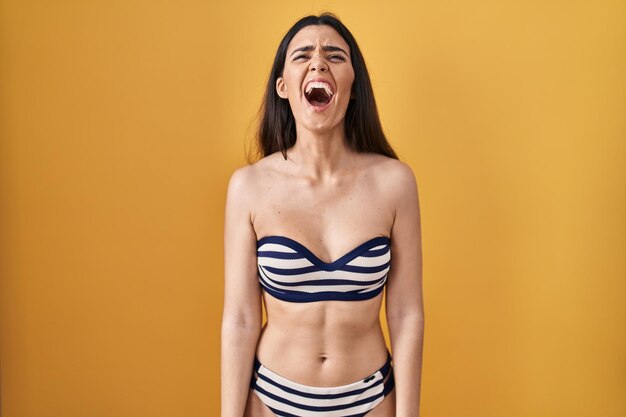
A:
[250, 235, 395, 416]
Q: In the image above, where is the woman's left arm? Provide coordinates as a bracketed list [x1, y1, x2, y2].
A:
[385, 161, 425, 417]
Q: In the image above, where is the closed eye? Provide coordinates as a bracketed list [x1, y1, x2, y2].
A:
[293, 54, 347, 62]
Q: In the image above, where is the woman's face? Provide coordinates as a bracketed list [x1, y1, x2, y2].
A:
[276, 24, 355, 134]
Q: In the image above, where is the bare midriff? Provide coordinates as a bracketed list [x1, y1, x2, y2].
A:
[255, 289, 390, 387]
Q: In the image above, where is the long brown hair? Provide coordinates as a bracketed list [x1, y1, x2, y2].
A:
[251, 12, 398, 161]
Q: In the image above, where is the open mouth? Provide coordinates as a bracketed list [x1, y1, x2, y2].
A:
[304, 81, 334, 108]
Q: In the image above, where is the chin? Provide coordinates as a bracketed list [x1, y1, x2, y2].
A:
[303, 119, 342, 134]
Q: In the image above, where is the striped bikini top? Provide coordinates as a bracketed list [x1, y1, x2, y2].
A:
[256, 235, 391, 303]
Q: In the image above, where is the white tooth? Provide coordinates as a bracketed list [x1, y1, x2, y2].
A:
[305, 81, 333, 95]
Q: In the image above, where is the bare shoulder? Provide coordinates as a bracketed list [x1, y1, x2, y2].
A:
[226, 153, 281, 214]
[228, 153, 276, 189]
[365, 155, 420, 235]
[364, 154, 418, 196]
[226, 164, 254, 206]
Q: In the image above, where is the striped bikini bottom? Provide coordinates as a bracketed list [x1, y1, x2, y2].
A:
[249, 349, 395, 417]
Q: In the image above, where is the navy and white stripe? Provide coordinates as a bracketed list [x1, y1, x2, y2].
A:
[256, 235, 392, 303]
[250, 349, 395, 417]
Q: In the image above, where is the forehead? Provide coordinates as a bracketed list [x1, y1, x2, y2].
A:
[287, 25, 350, 53]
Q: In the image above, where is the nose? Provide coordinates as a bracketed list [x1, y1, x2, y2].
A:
[309, 52, 328, 73]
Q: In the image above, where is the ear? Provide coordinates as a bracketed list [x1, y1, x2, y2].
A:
[276, 77, 288, 99]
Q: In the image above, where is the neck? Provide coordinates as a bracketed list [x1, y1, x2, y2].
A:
[286, 123, 356, 183]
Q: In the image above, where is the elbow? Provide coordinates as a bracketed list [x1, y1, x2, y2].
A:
[387, 311, 424, 340]
[221, 313, 262, 334]
[387, 309, 424, 325]
[221, 296, 263, 333]
[221, 318, 262, 345]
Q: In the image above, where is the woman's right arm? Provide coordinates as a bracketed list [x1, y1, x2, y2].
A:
[221, 167, 262, 417]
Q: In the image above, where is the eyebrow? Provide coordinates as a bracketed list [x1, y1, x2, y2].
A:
[289, 45, 349, 57]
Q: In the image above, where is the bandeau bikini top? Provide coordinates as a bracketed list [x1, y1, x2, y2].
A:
[256, 235, 391, 303]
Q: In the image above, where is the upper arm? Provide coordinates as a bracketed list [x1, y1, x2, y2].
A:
[222, 166, 262, 329]
[384, 161, 424, 321]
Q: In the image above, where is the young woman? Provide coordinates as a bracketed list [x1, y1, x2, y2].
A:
[221, 13, 424, 417]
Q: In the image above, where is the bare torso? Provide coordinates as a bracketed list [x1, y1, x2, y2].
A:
[249, 150, 396, 386]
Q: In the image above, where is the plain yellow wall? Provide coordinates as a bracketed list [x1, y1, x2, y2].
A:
[1, 1, 624, 416]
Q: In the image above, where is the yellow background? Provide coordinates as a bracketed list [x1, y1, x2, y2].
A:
[1, 1, 624, 416]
